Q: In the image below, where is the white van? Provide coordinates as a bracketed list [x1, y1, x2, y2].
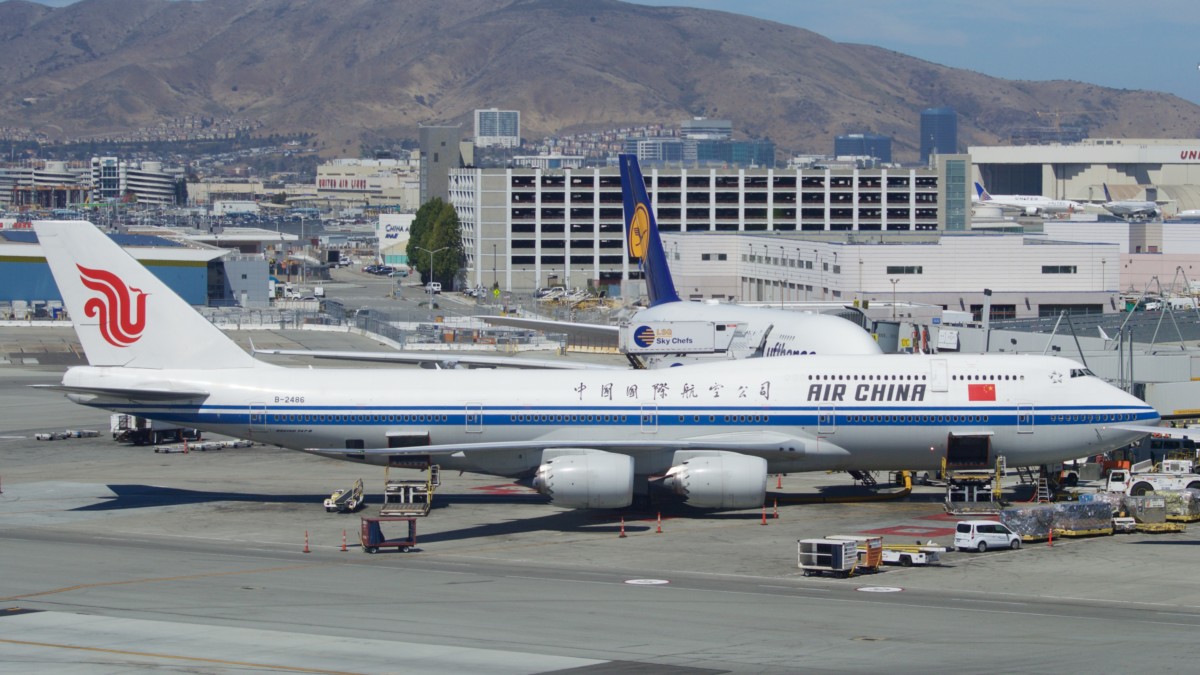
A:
[954, 520, 1021, 552]
[425, 281, 442, 294]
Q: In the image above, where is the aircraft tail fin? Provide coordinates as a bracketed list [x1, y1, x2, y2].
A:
[1103, 183, 1113, 202]
[619, 154, 680, 307]
[34, 221, 260, 369]
[974, 182, 992, 201]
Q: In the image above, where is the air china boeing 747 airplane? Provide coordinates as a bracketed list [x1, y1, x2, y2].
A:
[35, 220, 1159, 509]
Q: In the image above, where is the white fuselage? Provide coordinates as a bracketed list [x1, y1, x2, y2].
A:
[63, 353, 1155, 478]
[976, 194, 1081, 215]
[635, 301, 881, 360]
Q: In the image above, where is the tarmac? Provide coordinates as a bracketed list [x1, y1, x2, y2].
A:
[3, 325, 1200, 674]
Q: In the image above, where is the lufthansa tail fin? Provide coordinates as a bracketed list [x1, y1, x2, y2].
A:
[619, 154, 680, 307]
[34, 221, 260, 369]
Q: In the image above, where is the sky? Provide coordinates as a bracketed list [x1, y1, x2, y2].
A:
[27, 0, 1200, 106]
[634, 0, 1200, 106]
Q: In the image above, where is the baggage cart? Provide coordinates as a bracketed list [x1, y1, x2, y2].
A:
[360, 516, 417, 553]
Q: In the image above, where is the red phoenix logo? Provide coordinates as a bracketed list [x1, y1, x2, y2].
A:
[77, 264, 148, 347]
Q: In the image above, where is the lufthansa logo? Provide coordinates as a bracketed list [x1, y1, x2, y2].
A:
[632, 324, 655, 349]
[628, 203, 650, 261]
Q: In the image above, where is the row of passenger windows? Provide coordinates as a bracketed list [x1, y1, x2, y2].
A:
[1051, 413, 1134, 423]
[272, 413, 448, 423]
[511, 413, 627, 423]
[951, 374, 1023, 381]
[847, 414, 990, 424]
[809, 374, 926, 381]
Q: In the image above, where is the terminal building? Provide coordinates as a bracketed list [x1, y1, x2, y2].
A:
[970, 139, 1200, 214]
[448, 156, 972, 292]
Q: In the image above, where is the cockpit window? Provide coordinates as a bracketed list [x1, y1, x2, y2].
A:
[1069, 368, 1095, 378]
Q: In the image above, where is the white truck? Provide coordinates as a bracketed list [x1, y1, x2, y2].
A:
[1106, 459, 1200, 496]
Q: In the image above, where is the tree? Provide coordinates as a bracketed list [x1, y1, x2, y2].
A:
[406, 198, 464, 288]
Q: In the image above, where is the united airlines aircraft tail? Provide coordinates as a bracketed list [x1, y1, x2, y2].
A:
[974, 182, 992, 201]
[1102, 183, 1114, 202]
[619, 154, 680, 307]
[34, 220, 259, 370]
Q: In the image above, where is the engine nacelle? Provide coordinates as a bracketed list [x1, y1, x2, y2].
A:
[530, 449, 634, 508]
[660, 452, 767, 509]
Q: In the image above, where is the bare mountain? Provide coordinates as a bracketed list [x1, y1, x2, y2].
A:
[3, 0, 1199, 160]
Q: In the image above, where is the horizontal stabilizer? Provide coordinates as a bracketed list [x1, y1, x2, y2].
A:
[30, 383, 210, 401]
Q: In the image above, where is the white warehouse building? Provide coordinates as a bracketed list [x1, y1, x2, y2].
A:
[659, 231, 1120, 320]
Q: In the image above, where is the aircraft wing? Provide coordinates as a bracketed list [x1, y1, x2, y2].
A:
[302, 430, 850, 462]
[252, 347, 624, 370]
[1110, 423, 1188, 438]
[478, 315, 619, 349]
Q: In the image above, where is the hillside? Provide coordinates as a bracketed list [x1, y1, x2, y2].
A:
[2, 0, 1199, 160]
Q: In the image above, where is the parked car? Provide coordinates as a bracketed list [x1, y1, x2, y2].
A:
[425, 281, 442, 294]
[954, 520, 1021, 552]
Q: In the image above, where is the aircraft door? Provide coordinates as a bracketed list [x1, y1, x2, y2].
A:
[1017, 404, 1034, 433]
[465, 403, 483, 434]
[640, 404, 658, 434]
[249, 403, 266, 435]
[817, 405, 836, 434]
[930, 359, 949, 392]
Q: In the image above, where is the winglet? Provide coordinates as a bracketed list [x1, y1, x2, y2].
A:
[619, 154, 680, 307]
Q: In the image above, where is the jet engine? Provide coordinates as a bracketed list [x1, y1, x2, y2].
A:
[530, 449, 634, 508]
[660, 452, 767, 509]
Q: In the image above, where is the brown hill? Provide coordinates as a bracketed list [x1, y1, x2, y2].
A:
[3, 0, 1199, 160]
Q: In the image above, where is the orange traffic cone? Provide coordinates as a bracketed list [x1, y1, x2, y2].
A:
[656, 512, 663, 534]
[761, 505, 768, 526]
[619, 516, 627, 538]
[303, 530, 311, 553]
[340, 529, 348, 552]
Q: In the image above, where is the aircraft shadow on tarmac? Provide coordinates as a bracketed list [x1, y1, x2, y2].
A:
[75, 484, 323, 510]
[74, 485, 809, 543]
[75, 484, 558, 511]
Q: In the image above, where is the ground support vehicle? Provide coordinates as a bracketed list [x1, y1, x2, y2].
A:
[1112, 516, 1137, 533]
[826, 535, 883, 572]
[111, 414, 200, 446]
[324, 478, 364, 513]
[379, 465, 439, 517]
[879, 544, 944, 566]
[1106, 460, 1200, 496]
[797, 539, 858, 577]
[954, 520, 1022, 552]
[360, 516, 417, 553]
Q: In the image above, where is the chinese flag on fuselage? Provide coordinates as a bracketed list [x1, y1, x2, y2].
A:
[968, 383, 996, 401]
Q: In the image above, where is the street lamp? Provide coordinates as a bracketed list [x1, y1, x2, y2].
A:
[890, 278, 900, 319]
[492, 243, 498, 289]
[416, 245, 449, 317]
